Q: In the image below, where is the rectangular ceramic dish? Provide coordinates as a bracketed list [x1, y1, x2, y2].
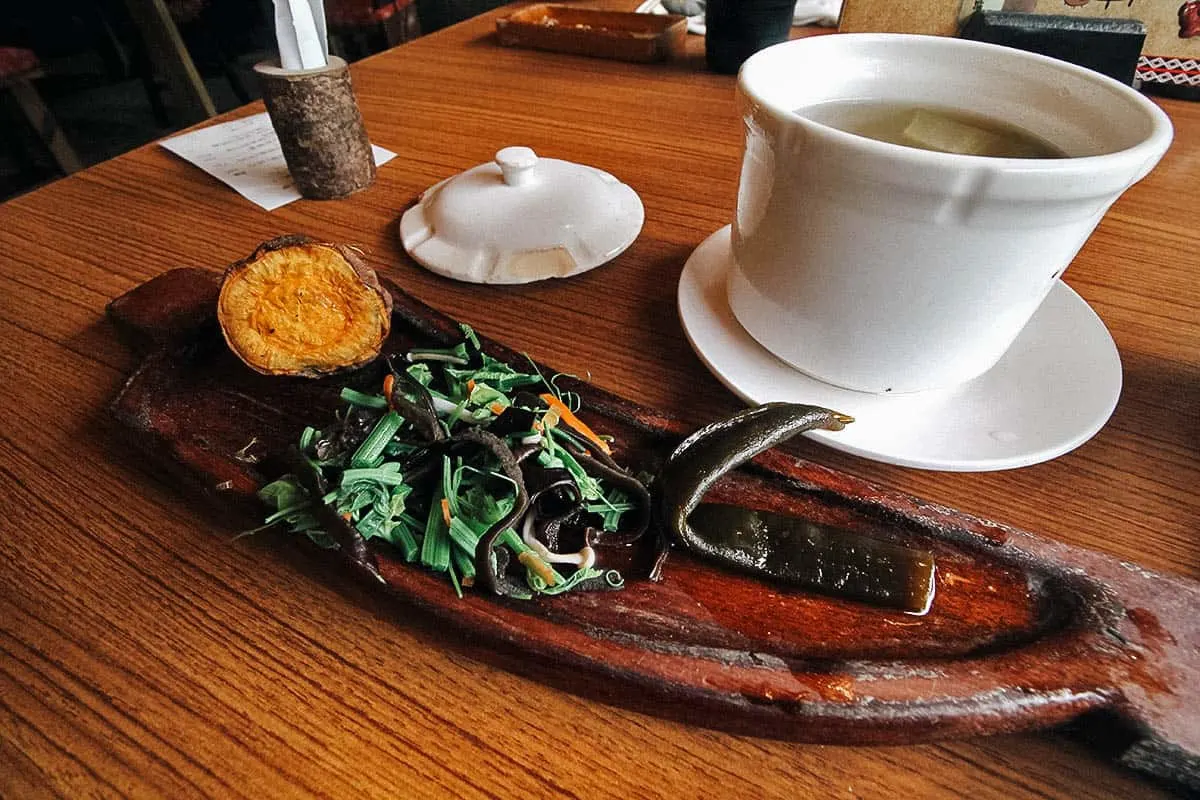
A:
[496, 4, 688, 63]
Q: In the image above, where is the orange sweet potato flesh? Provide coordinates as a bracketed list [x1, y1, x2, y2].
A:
[217, 235, 393, 377]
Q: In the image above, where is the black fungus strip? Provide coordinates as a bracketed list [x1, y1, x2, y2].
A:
[315, 405, 381, 463]
[385, 355, 445, 441]
[573, 450, 652, 549]
[288, 446, 386, 585]
[486, 406, 539, 437]
[521, 461, 582, 554]
[454, 428, 531, 596]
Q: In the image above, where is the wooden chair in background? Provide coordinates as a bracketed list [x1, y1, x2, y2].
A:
[0, 47, 83, 176]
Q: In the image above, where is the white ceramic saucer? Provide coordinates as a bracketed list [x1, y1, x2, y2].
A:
[677, 226, 1123, 471]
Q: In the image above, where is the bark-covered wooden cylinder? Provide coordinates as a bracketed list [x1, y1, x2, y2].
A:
[254, 57, 375, 200]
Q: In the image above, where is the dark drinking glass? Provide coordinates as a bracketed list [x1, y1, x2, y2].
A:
[705, 0, 795, 74]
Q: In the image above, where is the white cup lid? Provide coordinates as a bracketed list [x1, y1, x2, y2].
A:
[399, 147, 644, 284]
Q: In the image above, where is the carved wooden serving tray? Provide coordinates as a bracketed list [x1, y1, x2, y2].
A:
[108, 268, 1199, 792]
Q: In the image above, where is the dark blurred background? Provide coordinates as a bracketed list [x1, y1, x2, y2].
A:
[0, 0, 507, 203]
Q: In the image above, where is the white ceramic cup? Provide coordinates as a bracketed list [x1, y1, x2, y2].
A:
[726, 34, 1173, 394]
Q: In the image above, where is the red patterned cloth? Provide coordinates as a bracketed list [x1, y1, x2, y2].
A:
[1181, 1, 1200, 39]
[0, 47, 39, 78]
[326, 0, 414, 27]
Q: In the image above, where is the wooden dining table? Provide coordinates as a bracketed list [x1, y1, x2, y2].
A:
[2, 3, 1197, 797]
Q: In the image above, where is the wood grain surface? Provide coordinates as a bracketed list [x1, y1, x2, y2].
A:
[1, 4, 1197, 798]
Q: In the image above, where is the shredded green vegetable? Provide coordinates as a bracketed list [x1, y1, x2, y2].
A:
[351, 411, 403, 467]
[340, 387, 388, 409]
[252, 331, 641, 599]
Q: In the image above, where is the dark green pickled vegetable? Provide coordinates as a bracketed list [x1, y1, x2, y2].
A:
[689, 504, 935, 613]
[659, 403, 936, 614]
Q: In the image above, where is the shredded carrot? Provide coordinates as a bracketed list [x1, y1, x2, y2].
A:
[518, 551, 559, 586]
[440, 497, 452, 525]
[539, 393, 611, 454]
[382, 373, 395, 409]
[467, 379, 476, 393]
[488, 402, 507, 416]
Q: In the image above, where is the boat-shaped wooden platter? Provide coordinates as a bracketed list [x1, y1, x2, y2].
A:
[107, 268, 1200, 792]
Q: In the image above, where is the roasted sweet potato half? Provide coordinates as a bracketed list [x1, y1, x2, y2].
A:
[217, 235, 393, 377]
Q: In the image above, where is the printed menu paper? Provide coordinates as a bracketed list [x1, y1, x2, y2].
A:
[161, 113, 395, 211]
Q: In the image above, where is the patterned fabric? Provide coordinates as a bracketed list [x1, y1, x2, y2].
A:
[0, 47, 39, 78]
[326, 0, 414, 27]
[1138, 55, 1200, 87]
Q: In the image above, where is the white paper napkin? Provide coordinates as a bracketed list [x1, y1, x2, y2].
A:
[161, 113, 395, 210]
[274, 0, 328, 70]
